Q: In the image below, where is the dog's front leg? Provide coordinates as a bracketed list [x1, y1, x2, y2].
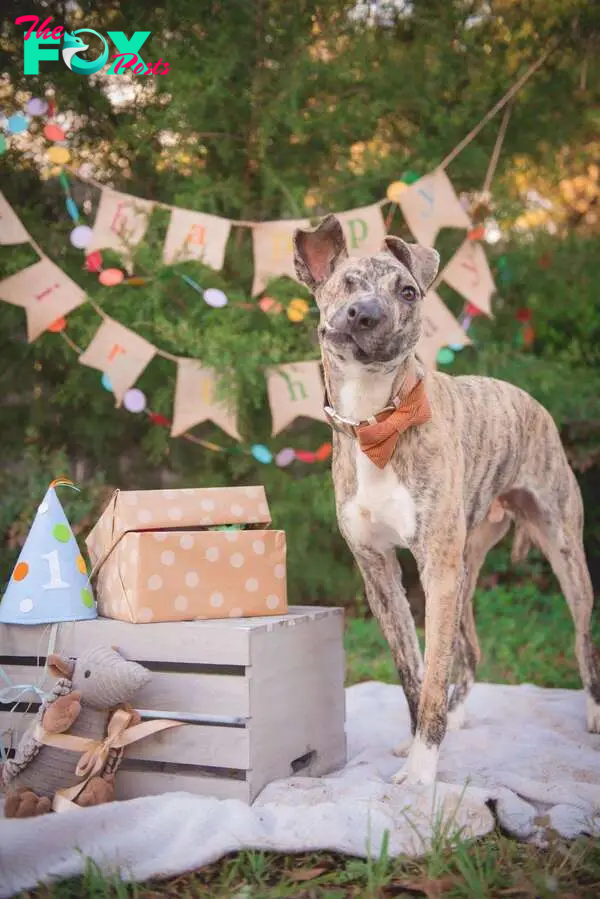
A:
[350, 544, 423, 735]
[392, 531, 465, 787]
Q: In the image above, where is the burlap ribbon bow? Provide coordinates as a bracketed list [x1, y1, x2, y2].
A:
[33, 707, 182, 811]
[355, 378, 432, 469]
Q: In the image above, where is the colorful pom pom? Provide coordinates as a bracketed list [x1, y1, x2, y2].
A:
[251, 444, 273, 464]
[123, 388, 146, 413]
[275, 447, 296, 467]
[99, 268, 124, 287]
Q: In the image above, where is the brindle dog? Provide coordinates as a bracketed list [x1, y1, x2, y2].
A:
[293, 213, 600, 786]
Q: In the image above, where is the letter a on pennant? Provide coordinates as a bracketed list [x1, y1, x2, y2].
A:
[0, 257, 86, 341]
[266, 361, 327, 435]
[162, 208, 231, 270]
[171, 359, 241, 440]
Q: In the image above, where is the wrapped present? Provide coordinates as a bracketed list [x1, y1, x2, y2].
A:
[85, 487, 287, 623]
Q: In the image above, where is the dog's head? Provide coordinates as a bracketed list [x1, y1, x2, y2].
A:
[293, 214, 439, 367]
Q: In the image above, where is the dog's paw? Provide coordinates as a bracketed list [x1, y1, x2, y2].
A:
[390, 737, 438, 786]
[391, 762, 436, 787]
[447, 701, 467, 731]
[586, 695, 600, 733]
[392, 738, 412, 758]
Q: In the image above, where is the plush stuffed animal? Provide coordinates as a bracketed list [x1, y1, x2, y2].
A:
[2, 645, 151, 817]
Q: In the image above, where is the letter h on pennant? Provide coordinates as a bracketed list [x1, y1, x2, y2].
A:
[280, 372, 307, 402]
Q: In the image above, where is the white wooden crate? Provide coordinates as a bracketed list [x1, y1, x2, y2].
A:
[0, 606, 346, 803]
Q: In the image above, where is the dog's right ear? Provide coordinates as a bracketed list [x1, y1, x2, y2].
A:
[293, 215, 348, 292]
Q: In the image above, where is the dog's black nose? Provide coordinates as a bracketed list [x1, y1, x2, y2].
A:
[346, 299, 382, 331]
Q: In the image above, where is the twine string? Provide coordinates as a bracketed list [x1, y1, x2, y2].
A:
[437, 46, 554, 172]
[482, 99, 513, 196]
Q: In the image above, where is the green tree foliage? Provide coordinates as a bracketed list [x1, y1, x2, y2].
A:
[1, 0, 599, 596]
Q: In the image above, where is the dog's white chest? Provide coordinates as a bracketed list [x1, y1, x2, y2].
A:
[341, 448, 417, 550]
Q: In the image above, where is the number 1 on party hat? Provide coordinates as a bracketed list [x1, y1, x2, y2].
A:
[0, 480, 96, 624]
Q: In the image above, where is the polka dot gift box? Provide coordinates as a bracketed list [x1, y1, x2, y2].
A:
[0, 481, 96, 625]
[85, 486, 287, 623]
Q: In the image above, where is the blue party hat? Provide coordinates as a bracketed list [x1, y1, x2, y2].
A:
[0, 480, 97, 624]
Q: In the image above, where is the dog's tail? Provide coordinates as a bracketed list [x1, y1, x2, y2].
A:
[511, 522, 532, 564]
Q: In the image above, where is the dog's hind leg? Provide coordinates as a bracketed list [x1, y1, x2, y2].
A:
[448, 515, 511, 730]
[505, 474, 600, 731]
[552, 538, 600, 731]
[540, 520, 600, 729]
[350, 545, 424, 737]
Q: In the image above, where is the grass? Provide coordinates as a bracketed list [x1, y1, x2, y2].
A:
[20, 577, 600, 898]
[22, 833, 600, 898]
[346, 580, 600, 689]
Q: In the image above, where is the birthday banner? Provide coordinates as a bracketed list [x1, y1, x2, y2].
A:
[1, 172, 496, 335]
[0, 178, 485, 445]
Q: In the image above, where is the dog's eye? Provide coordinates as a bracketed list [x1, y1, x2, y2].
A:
[84, 670, 91, 679]
[401, 285, 417, 302]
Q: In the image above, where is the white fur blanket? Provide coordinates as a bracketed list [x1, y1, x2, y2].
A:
[1, 681, 599, 896]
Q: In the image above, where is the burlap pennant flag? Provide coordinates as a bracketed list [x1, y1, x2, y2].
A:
[266, 361, 327, 436]
[0, 257, 86, 341]
[172, 359, 240, 440]
[416, 290, 472, 371]
[398, 169, 471, 246]
[79, 318, 156, 405]
[87, 189, 154, 258]
[0, 192, 31, 245]
[439, 239, 495, 316]
[251, 217, 311, 295]
[162, 208, 231, 269]
[337, 203, 387, 257]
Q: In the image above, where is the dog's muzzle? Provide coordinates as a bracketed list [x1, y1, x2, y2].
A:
[330, 298, 386, 336]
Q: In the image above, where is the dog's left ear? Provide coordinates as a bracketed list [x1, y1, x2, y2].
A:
[384, 236, 440, 294]
[293, 215, 348, 292]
